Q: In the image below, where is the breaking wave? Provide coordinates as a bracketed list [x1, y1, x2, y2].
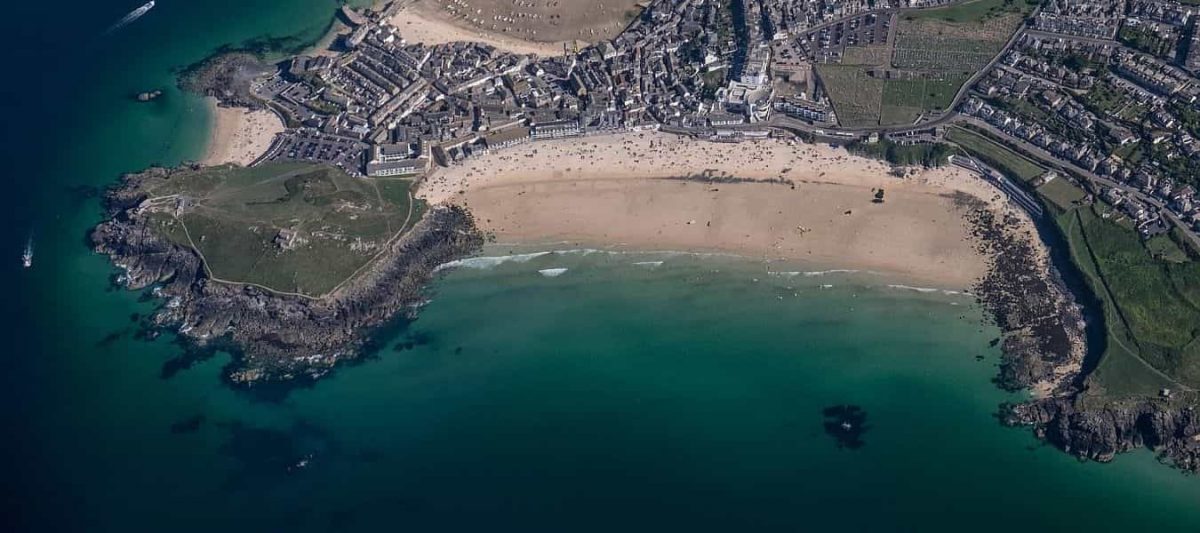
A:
[538, 268, 568, 277]
[886, 284, 973, 297]
[769, 269, 861, 278]
[436, 247, 737, 273]
[435, 251, 551, 272]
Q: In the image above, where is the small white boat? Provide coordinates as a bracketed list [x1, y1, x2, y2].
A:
[21, 237, 33, 268]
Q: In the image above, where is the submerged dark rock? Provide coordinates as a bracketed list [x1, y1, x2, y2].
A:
[217, 420, 334, 488]
[822, 405, 869, 450]
[170, 414, 207, 434]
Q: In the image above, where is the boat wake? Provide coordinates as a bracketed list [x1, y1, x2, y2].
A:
[22, 233, 33, 269]
[105, 1, 156, 35]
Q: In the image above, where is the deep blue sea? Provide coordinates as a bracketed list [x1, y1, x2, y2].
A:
[4, 1, 1200, 531]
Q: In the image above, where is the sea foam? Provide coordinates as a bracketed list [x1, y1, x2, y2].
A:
[770, 269, 860, 278]
[886, 284, 972, 297]
[435, 251, 551, 272]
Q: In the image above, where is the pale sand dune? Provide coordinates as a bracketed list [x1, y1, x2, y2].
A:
[419, 132, 1029, 289]
[201, 98, 284, 166]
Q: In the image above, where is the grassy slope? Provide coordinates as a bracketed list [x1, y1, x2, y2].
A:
[945, 126, 1045, 181]
[1055, 204, 1200, 397]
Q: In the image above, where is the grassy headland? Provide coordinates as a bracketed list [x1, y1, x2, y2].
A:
[142, 162, 423, 297]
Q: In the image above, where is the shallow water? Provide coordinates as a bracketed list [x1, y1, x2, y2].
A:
[4, 1, 1200, 531]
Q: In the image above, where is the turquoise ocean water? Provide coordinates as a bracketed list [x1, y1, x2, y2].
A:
[4, 1, 1200, 531]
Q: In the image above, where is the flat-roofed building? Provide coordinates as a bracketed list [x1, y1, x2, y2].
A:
[366, 157, 429, 177]
[531, 119, 581, 140]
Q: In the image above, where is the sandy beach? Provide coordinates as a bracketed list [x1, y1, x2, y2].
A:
[201, 98, 285, 166]
[389, 9, 571, 56]
[420, 132, 1033, 289]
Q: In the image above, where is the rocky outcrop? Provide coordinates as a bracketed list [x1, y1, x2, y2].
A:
[179, 52, 273, 109]
[92, 166, 484, 387]
[958, 193, 1085, 393]
[1006, 397, 1200, 471]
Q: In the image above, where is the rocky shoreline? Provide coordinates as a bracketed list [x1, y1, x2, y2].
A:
[1005, 396, 1200, 471]
[92, 165, 484, 388]
[958, 193, 1086, 394]
[958, 193, 1200, 472]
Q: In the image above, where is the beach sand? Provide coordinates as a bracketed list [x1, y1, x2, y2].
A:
[386, 0, 641, 56]
[201, 98, 284, 166]
[389, 4, 584, 56]
[420, 132, 1030, 289]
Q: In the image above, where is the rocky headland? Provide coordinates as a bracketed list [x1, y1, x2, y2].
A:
[92, 165, 484, 387]
[1006, 396, 1200, 471]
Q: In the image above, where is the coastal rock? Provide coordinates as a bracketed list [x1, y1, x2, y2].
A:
[1006, 397, 1200, 471]
[958, 193, 1085, 393]
[92, 166, 484, 387]
[179, 52, 273, 109]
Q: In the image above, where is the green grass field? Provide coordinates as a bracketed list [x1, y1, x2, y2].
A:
[1036, 178, 1087, 211]
[1057, 205, 1200, 397]
[143, 162, 423, 297]
[1145, 234, 1191, 263]
[945, 126, 1045, 181]
[907, 0, 1029, 22]
[816, 65, 883, 127]
[879, 76, 969, 124]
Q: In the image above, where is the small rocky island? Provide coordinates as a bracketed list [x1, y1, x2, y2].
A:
[92, 163, 482, 386]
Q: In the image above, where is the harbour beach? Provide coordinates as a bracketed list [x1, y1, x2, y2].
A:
[386, 0, 642, 57]
[388, 7, 570, 56]
[200, 97, 284, 166]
